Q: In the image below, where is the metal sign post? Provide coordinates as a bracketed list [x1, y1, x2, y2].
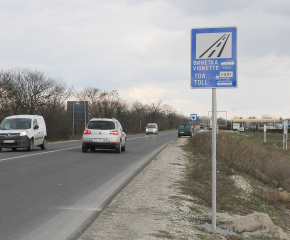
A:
[72, 102, 75, 137]
[67, 101, 89, 136]
[140, 120, 142, 133]
[264, 124, 267, 143]
[212, 88, 217, 229]
[283, 120, 288, 150]
[84, 101, 87, 129]
[191, 26, 237, 231]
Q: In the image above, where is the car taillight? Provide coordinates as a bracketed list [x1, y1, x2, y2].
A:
[190, 130, 192, 133]
[84, 130, 91, 134]
[110, 130, 119, 135]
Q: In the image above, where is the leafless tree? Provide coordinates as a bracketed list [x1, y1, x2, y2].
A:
[0, 68, 72, 115]
[0, 68, 73, 140]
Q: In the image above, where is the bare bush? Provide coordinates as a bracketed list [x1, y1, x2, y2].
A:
[190, 131, 290, 192]
[264, 188, 290, 204]
[0, 68, 188, 139]
[0, 68, 73, 141]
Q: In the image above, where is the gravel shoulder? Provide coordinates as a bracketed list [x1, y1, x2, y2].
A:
[78, 137, 218, 240]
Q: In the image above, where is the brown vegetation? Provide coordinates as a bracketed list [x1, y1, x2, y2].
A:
[180, 131, 290, 234]
[0, 68, 188, 141]
[190, 131, 290, 193]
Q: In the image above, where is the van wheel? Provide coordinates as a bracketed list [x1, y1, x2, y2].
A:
[27, 138, 34, 151]
[40, 137, 47, 150]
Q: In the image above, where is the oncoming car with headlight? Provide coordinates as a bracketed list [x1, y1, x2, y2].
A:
[0, 115, 47, 151]
[82, 118, 126, 153]
[145, 123, 158, 135]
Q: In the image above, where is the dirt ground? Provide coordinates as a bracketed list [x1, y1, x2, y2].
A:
[78, 137, 289, 240]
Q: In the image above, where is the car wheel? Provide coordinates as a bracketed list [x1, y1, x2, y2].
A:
[115, 143, 121, 153]
[82, 146, 88, 153]
[27, 138, 34, 151]
[178, 134, 181, 137]
[90, 147, 95, 151]
[121, 142, 126, 152]
[12, 148, 17, 151]
[40, 137, 47, 150]
[0, 148, 2, 152]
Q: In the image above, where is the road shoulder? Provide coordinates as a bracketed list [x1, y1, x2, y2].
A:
[78, 137, 219, 239]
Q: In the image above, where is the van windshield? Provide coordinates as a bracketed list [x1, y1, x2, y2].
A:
[147, 124, 157, 128]
[0, 118, 32, 130]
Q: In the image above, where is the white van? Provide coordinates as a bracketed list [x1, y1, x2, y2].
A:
[0, 115, 47, 151]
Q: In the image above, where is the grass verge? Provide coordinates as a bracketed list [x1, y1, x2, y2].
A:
[180, 131, 290, 236]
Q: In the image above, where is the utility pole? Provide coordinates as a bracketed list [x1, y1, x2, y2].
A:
[231, 109, 236, 130]
[271, 109, 275, 128]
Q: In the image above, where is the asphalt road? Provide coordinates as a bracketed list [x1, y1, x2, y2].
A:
[0, 131, 177, 240]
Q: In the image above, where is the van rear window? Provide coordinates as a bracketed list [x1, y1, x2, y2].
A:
[88, 121, 115, 130]
[179, 124, 190, 129]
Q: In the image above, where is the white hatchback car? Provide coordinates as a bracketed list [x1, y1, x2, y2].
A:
[82, 118, 126, 153]
[145, 123, 158, 135]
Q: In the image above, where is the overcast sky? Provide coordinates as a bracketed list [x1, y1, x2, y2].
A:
[1, 0, 290, 120]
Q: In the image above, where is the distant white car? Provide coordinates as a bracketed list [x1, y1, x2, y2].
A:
[145, 123, 158, 135]
[221, 60, 235, 66]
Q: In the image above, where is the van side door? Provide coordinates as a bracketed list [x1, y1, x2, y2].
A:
[33, 119, 42, 145]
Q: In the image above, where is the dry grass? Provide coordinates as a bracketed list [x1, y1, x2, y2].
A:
[264, 188, 290, 204]
[180, 131, 290, 234]
[191, 131, 290, 194]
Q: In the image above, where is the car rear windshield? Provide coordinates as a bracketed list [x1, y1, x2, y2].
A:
[88, 121, 115, 130]
[179, 124, 190, 129]
[0, 118, 32, 130]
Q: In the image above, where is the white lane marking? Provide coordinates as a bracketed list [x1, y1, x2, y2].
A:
[55, 206, 102, 211]
[127, 132, 175, 141]
[0, 146, 81, 162]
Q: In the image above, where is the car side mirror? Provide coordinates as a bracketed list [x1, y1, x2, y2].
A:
[123, 128, 127, 132]
[33, 124, 39, 130]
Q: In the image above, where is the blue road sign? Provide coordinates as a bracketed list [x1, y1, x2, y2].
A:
[191, 27, 237, 88]
[190, 114, 197, 122]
